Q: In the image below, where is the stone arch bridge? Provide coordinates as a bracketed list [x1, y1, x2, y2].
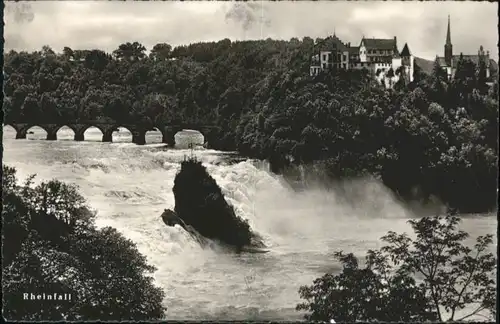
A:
[5, 122, 221, 148]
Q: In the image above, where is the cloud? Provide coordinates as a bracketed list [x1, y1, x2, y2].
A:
[4, 1, 498, 60]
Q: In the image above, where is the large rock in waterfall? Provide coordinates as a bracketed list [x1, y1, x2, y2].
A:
[162, 157, 265, 252]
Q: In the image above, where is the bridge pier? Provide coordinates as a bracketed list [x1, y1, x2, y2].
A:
[69, 124, 88, 142]
[12, 123, 29, 139]
[74, 133, 84, 141]
[44, 125, 60, 141]
[16, 130, 27, 139]
[102, 132, 113, 143]
[161, 127, 179, 147]
[132, 131, 146, 145]
[201, 127, 220, 150]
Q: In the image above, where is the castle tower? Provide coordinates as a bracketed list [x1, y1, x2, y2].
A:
[444, 15, 453, 66]
[400, 43, 411, 64]
[399, 43, 414, 82]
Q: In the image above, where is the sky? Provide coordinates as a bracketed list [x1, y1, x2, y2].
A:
[4, 1, 498, 60]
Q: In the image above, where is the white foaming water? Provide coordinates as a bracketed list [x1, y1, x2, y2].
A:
[2, 126, 497, 321]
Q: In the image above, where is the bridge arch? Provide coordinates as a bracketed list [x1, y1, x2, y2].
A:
[145, 127, 163, 144]
[174, 129, 205, 149]
[2, 125, 17, 139]
[156, 126, 220, 149]
[6, 122, 220, 147]
[82, 125, 106, 142]
[54, 125, 76, 141]
[25, 125, 50, 140]
[103, 125, 134, 143]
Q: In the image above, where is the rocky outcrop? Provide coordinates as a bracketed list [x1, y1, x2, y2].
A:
[163, 157, 265, 252]
[161, 208, 210, 247]
[161, 209, 184, 228]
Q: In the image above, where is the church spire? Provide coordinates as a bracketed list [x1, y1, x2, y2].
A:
[446, 15, 451, 45]
[444, 15, 453, 66]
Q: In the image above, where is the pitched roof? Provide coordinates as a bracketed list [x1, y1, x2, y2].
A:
[445, 55, 482, 68]
[437, 57, 448, 67]
[362, 38, 396, 50]
[458, 55, 482, 66]
[315, 35, 349, 52]
[437, 55, 497, 71]
[489, 59, 498, 73]
[348, 46, 359, 54]
[400, 43, 411, 57]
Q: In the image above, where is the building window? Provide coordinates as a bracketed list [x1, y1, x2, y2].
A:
[322, 63, 326, 69]
[322, 54, 326, 61]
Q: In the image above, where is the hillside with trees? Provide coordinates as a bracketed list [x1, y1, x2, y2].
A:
[3, 38, 498, 213]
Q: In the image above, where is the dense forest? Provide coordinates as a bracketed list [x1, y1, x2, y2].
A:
[3, 38, 498, 213]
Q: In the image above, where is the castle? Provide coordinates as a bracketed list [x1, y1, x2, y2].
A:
[436, 15, 495, 81]
[309, 33, 414, 87]
[310, 16, 497, 87]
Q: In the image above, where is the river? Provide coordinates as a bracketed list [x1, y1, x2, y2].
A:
[2, 126, 496, 321]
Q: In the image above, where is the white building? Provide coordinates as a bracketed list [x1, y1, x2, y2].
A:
[310, 35, 415, 88]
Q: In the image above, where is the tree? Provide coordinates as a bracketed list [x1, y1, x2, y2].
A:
[2, 166, 167, 321]
[41, 45, 56, 57]
[477, 57, 488, 94]
[297, 214, 496, 322]
[84, 50, 110, 70]
[432, 57, 447, 82]
[112, 42, 146, 61]
[62, 46, 74, 60]
[297, 251, 436, 322]
[429, 59, 448, 104]
[386, 67, 395, 88]
[150, 43, 172, 61]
